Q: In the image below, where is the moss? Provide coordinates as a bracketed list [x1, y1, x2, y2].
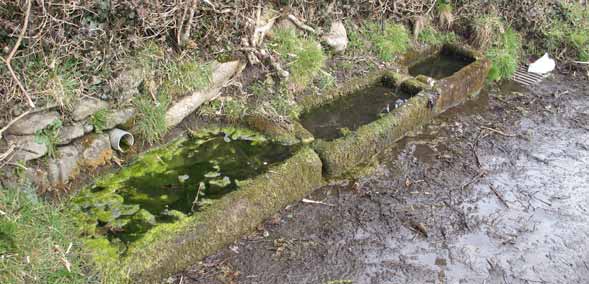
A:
[313, 93, 433, 178]
[121, 146, 323, 282]
[71, 126, 322, 282]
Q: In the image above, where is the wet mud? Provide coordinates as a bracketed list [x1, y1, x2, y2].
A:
[170, 76, 589, 284]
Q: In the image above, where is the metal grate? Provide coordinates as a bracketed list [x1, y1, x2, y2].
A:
[512, 65, 547, 86]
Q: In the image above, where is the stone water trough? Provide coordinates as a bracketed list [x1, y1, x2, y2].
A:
[299, 44, 490, 177]
[69, 43, 490, 282]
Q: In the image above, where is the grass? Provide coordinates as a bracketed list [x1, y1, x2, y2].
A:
[90, 109, 108, 134]
[486, 28, 522, 81]
[270, 27, 326, 89]
[472, 14, 505, 50]
[545, 3, 589, 61]
[34, 119, 62, 159]
[23, 57, 82, 111]
[0, 183, 97, 284]
[162, 59, 211, 96]
[437, 1, 454, 29]
[418, 26, 458, 46]
[133, 92, 171, 144]
[365, 21, 410, 62]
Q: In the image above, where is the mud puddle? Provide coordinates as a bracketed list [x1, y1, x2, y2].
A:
[300, 85, 413, 140]
[170, 76, 589, 284]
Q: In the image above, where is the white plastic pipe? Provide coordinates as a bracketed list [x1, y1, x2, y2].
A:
[109, 128, 134, 152]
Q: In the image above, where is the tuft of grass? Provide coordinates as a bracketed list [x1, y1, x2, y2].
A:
[270, 28, 301, 60]
[290, 39, 325, 88]
[437, 1, 455, 30]
[162, 59, 211, 96]
[270, 27, 326, 89]
[45, 60, 82, 111]
[133, 92, 171, 144]
[89, 109, 108, 134]
[486, 28, 522, 81]
[472, 14, 505, 50]
[0, 183, 97, 284]
[418, 26, 458, 46]
[34, 119, 62, 158]
[249, 80, 301, 119]
[366, 22, 410, 62]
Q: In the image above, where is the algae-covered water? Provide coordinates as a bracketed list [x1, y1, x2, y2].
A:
[409, 53, 474, 79]
[300, 85, 413, 140]
[72, 129, 295, 245]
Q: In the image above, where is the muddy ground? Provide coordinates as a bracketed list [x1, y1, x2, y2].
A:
[168, 75, 589, 284]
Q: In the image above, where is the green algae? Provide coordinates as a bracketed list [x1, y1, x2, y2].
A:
[72, 127, 296, 248]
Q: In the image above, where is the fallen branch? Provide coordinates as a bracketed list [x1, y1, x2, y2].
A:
[1, 0, 35, 109]
[287, 14, 317, 34]
[489, 185, 510, 208]
[573, 61, 589, 65]
[480, 126, 517, 137]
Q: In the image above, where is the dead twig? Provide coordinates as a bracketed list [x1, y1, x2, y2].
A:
[302, 198, 334, 207]
[287, 14, 317, 34]
[0, 110, 31, 140]
[1, 0, 35, 109]
[489, 185, 510, 208]
[480, 126, 517, 137]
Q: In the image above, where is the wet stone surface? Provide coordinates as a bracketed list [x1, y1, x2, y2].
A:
[72, 129, 296, 247]
[171, 76, 589, 284]
[300, 84, 414, 140]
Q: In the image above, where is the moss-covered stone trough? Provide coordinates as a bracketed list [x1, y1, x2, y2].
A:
[298, 44, 490, 178]
[69, 127, 323, 282]
[406, 43, 492, 113]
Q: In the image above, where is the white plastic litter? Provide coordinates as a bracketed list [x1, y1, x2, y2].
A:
[528, 53, 556, 75]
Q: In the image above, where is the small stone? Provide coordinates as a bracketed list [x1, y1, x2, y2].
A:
[83, 123, 94, 134]
[5, 135, 48, 161]
[72, 98, 109, 121]
[6, 111, 60, 135]
[104, 108, 135, 130]
[25, 168, 50, 192]
[48, 145, 80, 187]
[81, 134, 112, 168]
[322, 21, 348, 53]
[57, 123, 85, 145]
[110, 68, 145, 102]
